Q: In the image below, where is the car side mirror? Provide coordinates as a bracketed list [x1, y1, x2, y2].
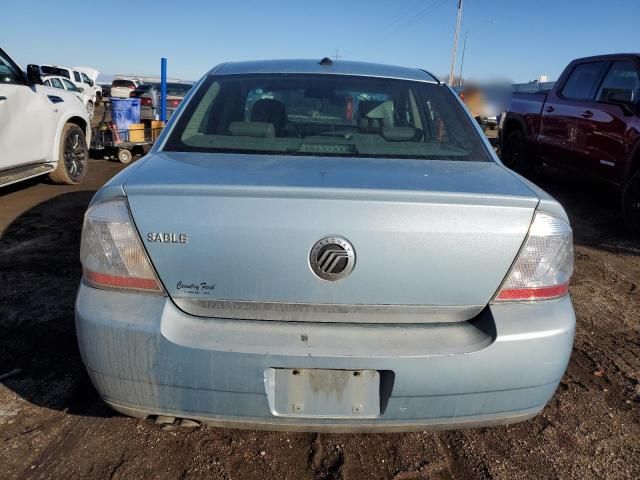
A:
[78, 87, 84, 93]
[26, 64, 43, 85]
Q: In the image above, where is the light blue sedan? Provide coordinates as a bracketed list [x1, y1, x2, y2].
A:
[76, 59, 575, 431]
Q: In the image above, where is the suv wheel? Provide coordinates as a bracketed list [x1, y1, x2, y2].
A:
[623, 170, 640, 236]
[49, 123, 88, 185]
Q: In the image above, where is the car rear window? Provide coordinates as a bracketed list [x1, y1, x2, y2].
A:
[165, 83, 193, 96]
[112, 80, 134, 88]
[41, 66, 70, 79]
[164, 74, 491, 161]
[130, 83, 154, 96]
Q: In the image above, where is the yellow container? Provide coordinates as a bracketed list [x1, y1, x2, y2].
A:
[151, 120, 165, 141]
[128, 123, 145, 143]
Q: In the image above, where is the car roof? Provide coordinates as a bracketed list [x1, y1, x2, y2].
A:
[210, 59, 440, 83]
[569, 53, 640, 63]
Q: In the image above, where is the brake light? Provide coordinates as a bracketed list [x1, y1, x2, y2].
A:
[494, 212, 573, 302]
[80, 200, 164, 294]
[168, 99, 181, 108]
[128, 84, 135, 89]
[140, 97, 153, 107]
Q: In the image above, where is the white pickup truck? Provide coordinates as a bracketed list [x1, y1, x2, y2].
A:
[0, 48, 91, 187]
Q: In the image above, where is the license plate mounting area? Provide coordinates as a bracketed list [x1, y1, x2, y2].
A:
[268, 368, 381, 418]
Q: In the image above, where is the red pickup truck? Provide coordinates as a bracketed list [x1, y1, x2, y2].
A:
[500, 54, 640, 234]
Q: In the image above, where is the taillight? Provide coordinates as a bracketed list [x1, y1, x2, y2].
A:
[128, 84, 135, 89]
[494, 212, 573, 302]
[80, 199, 165, 294]
[168, 99, 181, 108]
[140, 97, 153, 107]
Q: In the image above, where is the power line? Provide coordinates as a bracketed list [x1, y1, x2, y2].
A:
[365, 0, 447, 44]
[402, 0, 448, 29]
[385, 0, 429, 29]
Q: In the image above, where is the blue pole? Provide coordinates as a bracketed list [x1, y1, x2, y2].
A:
[160, 57, 167, 122]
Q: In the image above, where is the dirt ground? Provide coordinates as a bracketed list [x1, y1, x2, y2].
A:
[0, 138, 639, 479]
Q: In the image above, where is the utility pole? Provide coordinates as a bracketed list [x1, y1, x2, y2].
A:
[334, 49, 342, 61]
[458, 30, 468, 87]
[448, 0, 463, 85]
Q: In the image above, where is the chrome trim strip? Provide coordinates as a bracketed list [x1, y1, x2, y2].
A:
[172, 298, 484, 323]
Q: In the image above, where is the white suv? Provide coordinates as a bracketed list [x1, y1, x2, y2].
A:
[0, 49, 91, 187]
[40, 65, 101, 104]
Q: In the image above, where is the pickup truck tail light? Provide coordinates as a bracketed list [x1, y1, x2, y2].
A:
[140, 97, 153, 106]
[168, 98, 181, 108]
[494, 212, 573, 302]
[80, 199, 165, 294]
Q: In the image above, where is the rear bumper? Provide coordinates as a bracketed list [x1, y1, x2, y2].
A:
[76, 285, 575, 431]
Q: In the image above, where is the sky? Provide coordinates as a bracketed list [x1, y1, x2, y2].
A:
[2, 0, 639, 83]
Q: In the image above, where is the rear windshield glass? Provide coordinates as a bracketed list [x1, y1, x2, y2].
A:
[41, 66, 69, 79]
[131, 83, 154, 95]
[165, 83, 193, 96]
[112, 79, 134, 88]
[164, 74, 491, 161]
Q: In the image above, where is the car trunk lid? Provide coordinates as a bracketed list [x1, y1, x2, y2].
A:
[124, 153, 538, 322]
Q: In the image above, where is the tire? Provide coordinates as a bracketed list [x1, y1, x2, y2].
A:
[49, 123, 88, 185]
[502, 129, 532, 175]
[623, 170, 640, 236]
[117, 148, 133, 164]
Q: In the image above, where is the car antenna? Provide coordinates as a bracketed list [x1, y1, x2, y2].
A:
[319, 57, 334, 66]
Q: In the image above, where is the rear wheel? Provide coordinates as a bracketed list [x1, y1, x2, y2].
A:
[623, 170, 640, 236]
[49, 123, 88, 184]
[502, 129, 533, 175]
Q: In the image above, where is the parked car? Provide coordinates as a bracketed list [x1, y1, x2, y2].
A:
[77, 59, 575, 432]
[40, 64, 100, 104]
[500, 54, 640, 234]
[0, 49, 90, 187]
[129, 82, 193, 120]
[110, 78, 141, 98]
[98, 83, 111, 99]
[43, 74, 95, 118]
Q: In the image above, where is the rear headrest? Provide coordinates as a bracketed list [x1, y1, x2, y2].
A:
[251, 99, 287, 132]
[381, 126, 421, 142]
[229, 121, 275, 138]
[358, 100, 383, 119]
[358, 100, 394, 132]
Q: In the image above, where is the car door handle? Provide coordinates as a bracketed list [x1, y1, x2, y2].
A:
[545, 106, 554, 113]
[0, 96, 7, 101]
[581, 110, 594, 118]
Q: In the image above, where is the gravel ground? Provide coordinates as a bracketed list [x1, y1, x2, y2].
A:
[0, 147, 638, 479]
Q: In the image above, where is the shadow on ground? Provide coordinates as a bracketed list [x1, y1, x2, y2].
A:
[533, 166, 638, 250]
[0, 191, 112, 418]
